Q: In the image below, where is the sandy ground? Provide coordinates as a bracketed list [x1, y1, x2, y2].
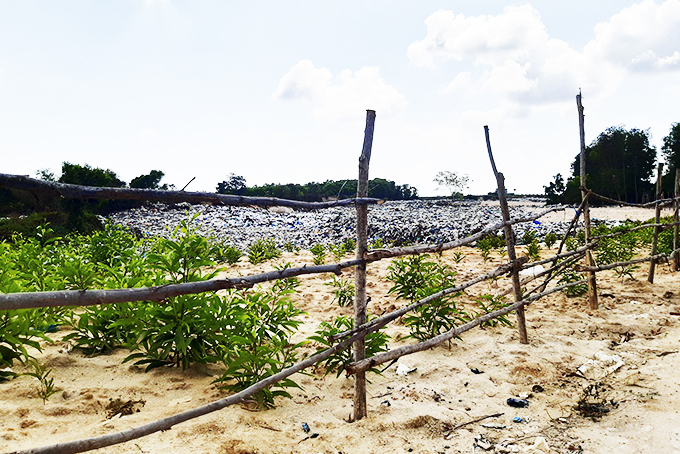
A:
[2, 209, 680, 454]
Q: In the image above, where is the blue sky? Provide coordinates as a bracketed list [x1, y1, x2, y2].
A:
[2, 1, 680, 196]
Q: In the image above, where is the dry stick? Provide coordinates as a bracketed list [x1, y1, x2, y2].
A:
[498, 251, 587, 298]
[0, 173, 381, 210]
[675, 169, 680, 271]
[588, 191, 679, 208]
[577, 92, 598, 310]
[446, 413, 504, 433]
[328, 258, 527, 343]
[648, 163, 664, 283]
[363, 207, 562, 261]
[353, 109, 375, 422]
[345, 279, 588, 375]
[484, 125, 527, 344]
[576, 249, 679, 272]
[7, 322, 371, 454]
[0, 260, 362, 312]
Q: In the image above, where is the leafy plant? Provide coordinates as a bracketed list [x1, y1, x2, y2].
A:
[211, 241, 242, 265]
[472, 295, 512, 328]
[451, 250, 466, 263]
[22, 359, 61, 403]
[272, 262, 301, 293]
[214, 289, 306, 409]
[526, 240, 541, 262]
[370, 238, 384, 249]
[521, 229, 537, 245]
[65, 303, 143, 355]
[310, 244, 326, 266]
[308, 315, 390, 377]
[477, 235, 502, 262]
[387, 254, 465, 341]
[325, 276, 355, 307]
[558, 269, 588, 297]
[248, 239, 281, 265]
[282, 241, 300, 254]
[0, 311, 47, 381]
[544, 232, 558, 249]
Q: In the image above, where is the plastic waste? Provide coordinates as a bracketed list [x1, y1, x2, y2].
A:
[506, 398, 529, 408]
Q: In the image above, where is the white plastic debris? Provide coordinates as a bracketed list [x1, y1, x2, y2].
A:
[577, 351, 625, 379]
[395, 362, 417, 376]
[519, 265, 544, 277]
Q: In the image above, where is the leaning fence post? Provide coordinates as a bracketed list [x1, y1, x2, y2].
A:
[577, 93, 598, 310]
[648, 162, 664, 283]
[674, 169, 680, 272]
[353, 109, 375, 421]
[484, 126, 528, 344]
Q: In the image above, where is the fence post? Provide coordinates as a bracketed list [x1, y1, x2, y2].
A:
[353, 109, 375, 421]
[648, 163, 664, 283]
[577, 93, 598, 310]
[674, 169, 680, 272]
[484, 126, 528, 344]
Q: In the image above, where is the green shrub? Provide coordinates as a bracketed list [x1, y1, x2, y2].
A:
[310, 244, 326, 266]
[544, 232, 558, 249]
[308, 314, 390, 377]
[558, 269, 588, 297]
[324, 276, 355, 307]
[214, 288, 306, 409]
[248, 239, 281, 265]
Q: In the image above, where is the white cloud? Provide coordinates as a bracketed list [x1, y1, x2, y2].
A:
[585, 0, 680, 71]
[410, 5, 602, 107]
[272, 60, 407, 120]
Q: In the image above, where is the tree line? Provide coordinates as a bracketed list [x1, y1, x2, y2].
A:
[215, 173, 418, 201]
[544, 122, 680, 204]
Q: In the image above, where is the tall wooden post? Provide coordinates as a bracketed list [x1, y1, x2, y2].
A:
[648, 163, 664, 283]
[484, 126, 528, 344]
[674, 169, 680, 272]
[577, 93, 598, 310]
[353, 109, 375, 421]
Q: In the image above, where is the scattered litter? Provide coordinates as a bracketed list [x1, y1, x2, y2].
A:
[380, 400, 391, 406]
[481, 422, 506, 429]
[506, 398, 529, 408]
[531, 385, 544, 393]
[528, 437, 551, 453]
[106, 398, 145, 419]
[577, 351, 624, 379]
[518, 392, 530, 399]
[576, 382, 618, 420]
[302, 422, 310, 433]
[470, 367, 484, 374]
[396, 362, 417, 376]
[519, 265, 545, 277]
[512, 417, 527, 423]
[474, 434, 494, 451]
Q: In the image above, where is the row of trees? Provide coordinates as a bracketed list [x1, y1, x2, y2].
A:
[544, 123, 680, 204]
[216, 174, 419, 201]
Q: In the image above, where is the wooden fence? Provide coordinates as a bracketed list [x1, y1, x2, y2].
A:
[1, 105, 680, 454]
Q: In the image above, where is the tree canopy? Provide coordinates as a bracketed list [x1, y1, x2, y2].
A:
[216, 176, 418, 201]
[545, 126, 658, 204]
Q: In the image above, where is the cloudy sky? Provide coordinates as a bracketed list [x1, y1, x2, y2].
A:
[2, 1, 680, 196]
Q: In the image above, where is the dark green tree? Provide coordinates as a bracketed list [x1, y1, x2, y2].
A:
[543, 173, 565, 205]
[570, 127, 656, 204]
[59, 162, 126, 188]
[662, 122, 680, 195]
[58, 163, 126, 232]
[216, 174, 247, 195]
[130, 170, 169, 190]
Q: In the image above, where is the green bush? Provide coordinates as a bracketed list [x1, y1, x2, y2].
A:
[248, 239, 281, 265]
[325, 276, 355, 307]
[310, 244, 326, 266]
[214, 288, 306, 409]
[308, 314, 390, 377]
